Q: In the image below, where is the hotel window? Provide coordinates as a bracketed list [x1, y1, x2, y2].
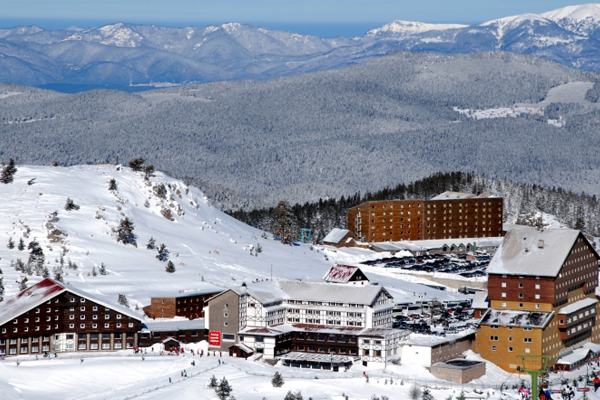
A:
[492, 346, 497, 352]
[508, 347, 513, 352]
[501, 283, 506, 288]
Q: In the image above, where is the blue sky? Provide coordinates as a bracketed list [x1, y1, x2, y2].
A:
[0, 0, 592, 36]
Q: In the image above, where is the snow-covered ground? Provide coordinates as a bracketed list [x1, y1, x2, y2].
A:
[0, 165, 466, 309]
[4, 343, 600, 400]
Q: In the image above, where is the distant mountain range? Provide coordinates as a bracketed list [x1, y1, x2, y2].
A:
[2, 4, 600, 91]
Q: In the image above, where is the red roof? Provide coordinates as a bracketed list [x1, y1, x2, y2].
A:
[0, 278, 65, 327]
[323, 264, 365, 283]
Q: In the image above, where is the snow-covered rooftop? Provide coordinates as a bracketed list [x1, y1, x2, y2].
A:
[323, 229, 351, 244]
[402, 331, 475, 347]
[480, 309, 553, 329]
[430, 191, 497, 200]
[279, 280, 386, 305]
[558, 297, 598, 315]
[371, 236, 503, 252]
[322, 264, 367, 283]
[0, 278, 144, 328]
[487, 226, 586, 277]
[556, 342, 600, 366]
[472, 290, 489, 310]
[153, 285, 223, 299]
[240, 279, 389, 306]
[142, 319, 205, 332]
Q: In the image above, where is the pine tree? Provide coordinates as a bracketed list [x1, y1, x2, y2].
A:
[144, 165, 155, 180]
[215, 377, 232, 400]
[17, 238, 25, 251]
[284, 391, 303, 400]
[0, 277, 4, 302]
[7, 237, 14, 249]
[118, 294, 129, 307]
[91, 266, 97, 276]
[0, 158, 17, 184]
[14, 258, 25, 272]
[108, 178, 118, 191]
[27, 240, 45, 276]
[209, 375, 219, 389]
[19, 279, 27, 291]
[42, 266, 50, 278]
[53, 265, 64, 282]
[156, 243, 169, 261]
[146, 237, 156, 250]
[64, 198, 80, 211]
[271, 371, 284, 387]
[128, 157, 145, 171]
[99, 263, 107, 275]
[165, 260, 176, 273]
[116, 218, 137, 246]
[273, 200, 293, 244]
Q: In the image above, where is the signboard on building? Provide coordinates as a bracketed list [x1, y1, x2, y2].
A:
[209, 331, 221, 347]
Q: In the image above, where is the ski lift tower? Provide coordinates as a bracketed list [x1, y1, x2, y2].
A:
[517, 355, 553, 400]
[301, 228, 312, 243]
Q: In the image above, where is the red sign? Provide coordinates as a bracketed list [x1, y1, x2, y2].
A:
[209, 331, 221, 347]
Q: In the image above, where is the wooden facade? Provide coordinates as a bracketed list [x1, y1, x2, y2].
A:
[148, 290, 221, 320]
[348, 196, 503, 243]
[138, 329, 206, 347]
[0, 279, 143, 356]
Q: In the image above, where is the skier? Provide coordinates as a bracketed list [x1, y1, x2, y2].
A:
[169, 377, 171, 383]
[80, 358, 84, 363]
[218, 359, 221, 365]
[594, 376, 600, 392]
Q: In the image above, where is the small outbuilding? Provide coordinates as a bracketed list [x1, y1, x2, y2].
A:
[430, 359, 486, 384]
[323, 229, 356, 248]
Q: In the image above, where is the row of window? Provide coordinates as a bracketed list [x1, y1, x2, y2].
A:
[489, 336, 532, 343]
[490, 325, 532, 331]
[3, 322, 134, 333]
[491, 346, 530, 353]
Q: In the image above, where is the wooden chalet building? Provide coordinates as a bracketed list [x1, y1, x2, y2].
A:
[475, 226, 600, 371]
[145, 286, 222, 320]
[0, 278, 144, 356]
[347, 191, 503, 243]
[139, 319, 207, 347]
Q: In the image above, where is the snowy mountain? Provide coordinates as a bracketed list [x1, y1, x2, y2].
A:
[3, 4, 600, 90]
[0, 165, 462, 311]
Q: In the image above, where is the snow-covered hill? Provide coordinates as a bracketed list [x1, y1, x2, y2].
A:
[0, 165, 462, 310]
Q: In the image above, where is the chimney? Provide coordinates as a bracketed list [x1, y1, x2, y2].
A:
[538, 240, 544, 249]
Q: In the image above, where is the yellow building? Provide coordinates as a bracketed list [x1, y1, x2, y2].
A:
[475, 226, 600, 371]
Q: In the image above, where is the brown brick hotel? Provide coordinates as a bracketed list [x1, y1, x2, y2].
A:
[347, 191, 503, 242]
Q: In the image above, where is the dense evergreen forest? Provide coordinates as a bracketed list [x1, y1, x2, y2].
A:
[227, 172, 600, 242]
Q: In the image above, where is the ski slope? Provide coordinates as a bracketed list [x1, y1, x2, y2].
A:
[0, 165, 465, 311]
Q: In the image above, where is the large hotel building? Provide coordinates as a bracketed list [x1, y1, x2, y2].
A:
[347, 191, 503, 242]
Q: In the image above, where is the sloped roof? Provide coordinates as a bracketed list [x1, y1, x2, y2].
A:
[323, 229, 351, 244]
[142, 319, 205, 332]
[430, 191, 497, 200]
[472, 290, 489, 310]
[558, 298, 598, 315]
[0, 278, 144, 328]
[279, 280, 387, 305]
[323, 264, 368, 283]
[487, 226, 591, 277]
[240, 279, 389, 306]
